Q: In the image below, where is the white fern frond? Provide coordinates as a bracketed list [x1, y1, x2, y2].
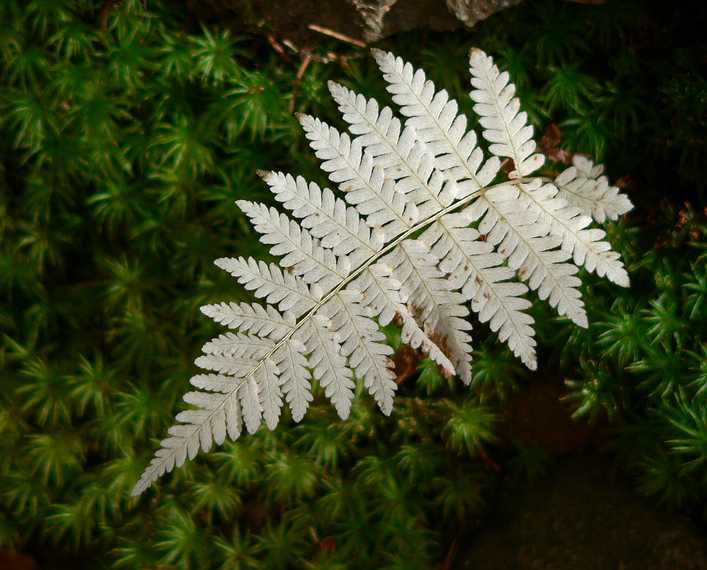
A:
[385, 240, 474, 383]
[468, 48, 545, 178]
[514, 181, 630, 287]
[236, 200, 350, 293]
[464, 182, 589, 328]
[301, 314, 356, 420]
[214, 256, 319, 317]
[555, 156, 634, 223]
[199, 301, 295, 341]
[273, 338, 312, 423]
[421, 212, 540, 367]
[262, 170, 384, 267]
[372, 49, 501, 195]
[134, 46, 634, 497]
[298, 115, 418, 237]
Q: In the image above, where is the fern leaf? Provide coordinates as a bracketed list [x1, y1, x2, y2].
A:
[236, 200, 349, 293]
[301, 315, 356, 420]
[465, 182, 589, 329]
[555, 156, 633, 223]
[262, 170, 384, 267]
[514, 181, 630, 287]
[214, 256, 318, 317]
[325, 290, 397, 414]
[468, 48, 545, 178]
[273, 338, 312, 422]
[199, 302, 295, 341]
[134, 47, 635, 497]
[298, 114, 418, 237]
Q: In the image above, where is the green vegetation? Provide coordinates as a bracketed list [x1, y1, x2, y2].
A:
[0, 0, 705, 567]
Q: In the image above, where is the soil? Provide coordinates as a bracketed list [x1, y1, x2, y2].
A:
[457, 453, 707, 570]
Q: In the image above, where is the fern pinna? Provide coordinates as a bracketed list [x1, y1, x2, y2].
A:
[132, 48, 633, 495]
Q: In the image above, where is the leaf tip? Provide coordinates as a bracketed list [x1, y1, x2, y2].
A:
[468, 46, 487, 64]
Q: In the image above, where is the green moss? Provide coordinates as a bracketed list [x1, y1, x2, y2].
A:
[1, 0, 705, 566]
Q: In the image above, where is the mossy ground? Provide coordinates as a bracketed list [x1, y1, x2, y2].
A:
[1, 1, 705, 568]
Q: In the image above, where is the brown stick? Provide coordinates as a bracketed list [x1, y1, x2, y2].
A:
[289, 53, 313, 113]
[266, 32, 291, 62]
[308, 24, 367, 48]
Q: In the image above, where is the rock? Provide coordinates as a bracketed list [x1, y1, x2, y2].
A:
[190, 0, 523, 47]
[458, 453, 707, 570]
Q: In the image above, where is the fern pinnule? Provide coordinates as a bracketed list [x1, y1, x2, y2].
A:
[132, 47, 634, 497]
[554, 155, 634, 224]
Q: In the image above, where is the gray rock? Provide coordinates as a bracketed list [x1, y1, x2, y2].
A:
[192, 0, 523, 47]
